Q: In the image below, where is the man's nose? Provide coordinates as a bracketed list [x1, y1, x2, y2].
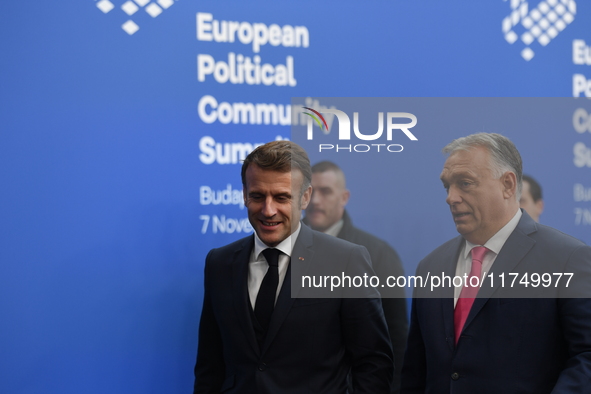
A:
[446, 186, 461, 206]
[310, 191, 321, 205]
[261, 197, 278, 217]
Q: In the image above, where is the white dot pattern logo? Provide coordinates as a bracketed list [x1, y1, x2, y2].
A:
[503, 0, 576, 61]
[122, 20, 140, 35]
[121, 1, 139, 16]
[158, 0, 174, 9]
[145, 3, 163, 18]
[96, 0, 115, 13]
[94, 0, 178, 35]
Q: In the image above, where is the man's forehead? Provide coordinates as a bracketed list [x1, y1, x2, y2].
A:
[244, 166, 305, 189]
[312, 170, 345, 188]
[440, 167, 476, 181]
[441, 149, 489, 177]
[246, 165, 302, 178]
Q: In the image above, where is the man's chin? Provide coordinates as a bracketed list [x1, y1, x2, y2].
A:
[305, 217, 326, 230]
[256, 227, 287, 247]
[455, 226, 482, 244]
[258, 235, 280, 247]
[455, 224, 471, 236]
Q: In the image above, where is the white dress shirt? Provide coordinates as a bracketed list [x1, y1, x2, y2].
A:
[454, 209, 522, 306]
[248, 223, 301, 309]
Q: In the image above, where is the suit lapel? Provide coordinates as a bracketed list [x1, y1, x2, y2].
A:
[461, 213, 537, 336]
[261, 224, 315, 355]
[440, 237, 464, 350]
[231, 235, 260, 356]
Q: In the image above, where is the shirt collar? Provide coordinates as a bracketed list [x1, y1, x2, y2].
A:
[463, 209, 522, 259]
[253, 222, 301, 259]
[324, 218, 344, 237]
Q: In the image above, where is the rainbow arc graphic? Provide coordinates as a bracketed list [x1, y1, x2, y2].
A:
[303, 107, 329, 131]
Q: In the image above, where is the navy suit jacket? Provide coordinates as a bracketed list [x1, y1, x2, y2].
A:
[401, 211, 591, 394]
[334, 210, 408, 394]
[194, 224, 393, 394]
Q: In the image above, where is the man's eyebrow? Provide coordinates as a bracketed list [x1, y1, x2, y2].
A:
[441, 170, 473, 181]
[439, 171, 450, 182]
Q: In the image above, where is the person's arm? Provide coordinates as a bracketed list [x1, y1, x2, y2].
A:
[374, 246, 408, 394]
[193, 250, 224, 394]
[342, 246, 394, 393]
[552, 245, 591, 393]
[400, 297, 427, 394]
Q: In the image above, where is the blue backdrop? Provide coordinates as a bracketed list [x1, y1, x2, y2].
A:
[1, 1, 590, 393]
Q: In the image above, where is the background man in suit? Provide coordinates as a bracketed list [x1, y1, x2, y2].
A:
[401, 133, 591, 394]
[194, 141, 393, 394]
[304, 161, 408, 394]
[519, 174, 544, 222]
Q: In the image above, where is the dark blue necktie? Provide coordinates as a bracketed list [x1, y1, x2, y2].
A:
[255, 248, 281, 333]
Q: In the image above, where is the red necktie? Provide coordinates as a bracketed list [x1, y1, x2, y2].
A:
[454, 246, 488, 344]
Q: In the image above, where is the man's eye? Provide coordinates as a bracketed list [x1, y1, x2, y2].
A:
[461, 181, 471, 187]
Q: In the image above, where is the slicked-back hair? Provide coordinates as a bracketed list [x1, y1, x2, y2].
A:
[311, 160, 347, 188]
[443, 133, 523, 200]
[241, 140, 312, 194]
[311, 161, 342, 174]
[523, 174, 543, 202]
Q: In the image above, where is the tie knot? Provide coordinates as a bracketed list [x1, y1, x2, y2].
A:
[262, 248, 281, 267]
[471, 246, 488, 263]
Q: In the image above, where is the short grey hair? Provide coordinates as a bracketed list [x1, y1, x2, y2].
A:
[442, 133, 523, 200]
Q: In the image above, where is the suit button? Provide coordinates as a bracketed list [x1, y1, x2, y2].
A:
[451, 372, 460, 380]
[258, 363, 267, 371]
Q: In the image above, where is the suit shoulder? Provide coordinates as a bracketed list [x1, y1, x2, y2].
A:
[417, 237, 461, 271]
[206, 235, 253, 262]
[346, 226, 395, 251]
[422, 236, 461, 257]
[526, 224, 591, 269]
[530, 223, 588, 251]
[313, 228, 363, 248]
[311, 228, 369, 255]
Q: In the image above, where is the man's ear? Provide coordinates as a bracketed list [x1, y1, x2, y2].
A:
[342, 189, 350, 206]
[300, 185, 312, 210]
[535, 199, 544, 216]
[501, 171, 517, 199]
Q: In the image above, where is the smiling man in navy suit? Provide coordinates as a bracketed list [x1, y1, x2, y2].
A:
[401, 133, 591, 394]
[193, 140, 393, 394]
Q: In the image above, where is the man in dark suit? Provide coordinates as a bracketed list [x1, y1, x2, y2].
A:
[401, 133, 591, 393]
[194, 141, 393, 393]
[520, 174, 544, 222]
[304, 161, 408, 394]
